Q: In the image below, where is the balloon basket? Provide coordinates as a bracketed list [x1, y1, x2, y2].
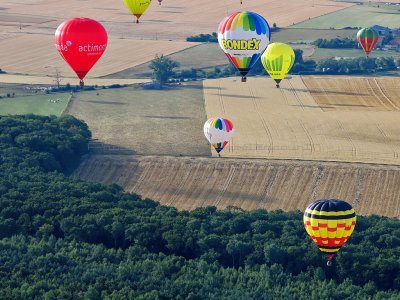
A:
[327, 259, 333, 267]
[80, 80, 84, 87]
[276, 84, 280, 88]
[241, 77, 247, 82]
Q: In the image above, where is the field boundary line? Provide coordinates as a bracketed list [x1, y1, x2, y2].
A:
[61, 92, 74, 116]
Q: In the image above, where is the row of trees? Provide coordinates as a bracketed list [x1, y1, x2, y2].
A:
[0, 115, 399, 298]
[150, 49, 399, 86]
[312, 38, 358, 49]
[316, 57, 397, 74]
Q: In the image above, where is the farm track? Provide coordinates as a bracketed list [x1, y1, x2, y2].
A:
[74, 154, 400, 218]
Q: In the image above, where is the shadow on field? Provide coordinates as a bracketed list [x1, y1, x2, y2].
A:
[291, 103, 374, 109]
[283, 87, 369, 96]
[88, 141, 136, 155]
[212, 93, 263, 99]
[144, 115, 193, 120]
[85, 100, 127, 105]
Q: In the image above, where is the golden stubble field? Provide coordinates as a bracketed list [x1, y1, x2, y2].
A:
[73, 154, 400, 218]
[0, 0, 353, 40]
[0, 0, 353, 79]
[203, 75, 400, 165]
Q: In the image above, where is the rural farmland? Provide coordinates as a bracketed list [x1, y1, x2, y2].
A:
[73, 154, 400, 218]
[204, 76, 400, 165]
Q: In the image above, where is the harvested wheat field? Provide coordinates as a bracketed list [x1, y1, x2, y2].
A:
[203, 76, 400, 165]
[73, 154, 400, 218]
[0, 33, 196, 77]
[0, 0, 353, 41]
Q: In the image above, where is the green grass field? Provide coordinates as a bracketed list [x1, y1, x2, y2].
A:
[291, 4, 400, 29]
[0, 92, 71, 116]
[312, 48, 400, 59]
[65, 83, 211, 156]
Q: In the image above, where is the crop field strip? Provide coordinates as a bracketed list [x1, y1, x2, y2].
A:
[73, 155, 400, 218]
[204, 76, 400, 165]
[0, 34, 196, 78]
[0, 0, 353, 41]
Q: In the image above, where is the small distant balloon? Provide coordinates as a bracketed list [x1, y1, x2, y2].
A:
[304, 199, 356, 266]
[218, 12, 271, 82]
[55, 18, 108, 86]
[204, 118, 234, 156]
[357, 27, 379, 57]
[261, 42, 295, 88]
[123, 0, 153, 23]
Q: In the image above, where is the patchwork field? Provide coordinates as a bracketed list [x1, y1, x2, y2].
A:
[0, 92, 70, 116]
[73, 154, 400, 218]
[64, 82, 210, 156]
[204, 76, 400, 165]
[291, 3, 400, 29]
[0, 0, 353, 40]
[0, 34, 196, 78]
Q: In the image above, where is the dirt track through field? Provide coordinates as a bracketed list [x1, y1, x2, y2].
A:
[73, 155, 400, 217]
[203, 76, 400, 165]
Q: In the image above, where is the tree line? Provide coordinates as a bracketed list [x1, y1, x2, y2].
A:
[0, 115, 399, 299]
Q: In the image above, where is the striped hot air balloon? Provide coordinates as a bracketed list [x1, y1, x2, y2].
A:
[357, 27, 379, 57]
[261, 42, 295, 88]
[218, 12, 271, 82]
[304, 199, 356, 266]
[203, 118, 234, 157]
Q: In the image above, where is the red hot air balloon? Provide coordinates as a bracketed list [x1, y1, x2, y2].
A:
[55, 18, 108, 86]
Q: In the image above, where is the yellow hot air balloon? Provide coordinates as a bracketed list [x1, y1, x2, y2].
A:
[304, 199, 356, 266]
[123, 0, 152, 23]
[261, 42, 295, 88]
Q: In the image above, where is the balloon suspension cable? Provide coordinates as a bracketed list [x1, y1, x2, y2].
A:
[241, 76, 247, 82]
[326, 259, 333, 267]
[79, 80, 84, 87]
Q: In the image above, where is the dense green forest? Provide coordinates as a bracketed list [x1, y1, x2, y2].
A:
[0, 115, 399, 299]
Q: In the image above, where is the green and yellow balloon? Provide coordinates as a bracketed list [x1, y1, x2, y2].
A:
[261, 42, 295, 88]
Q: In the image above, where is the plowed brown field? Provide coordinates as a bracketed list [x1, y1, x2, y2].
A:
[73, 155, 400, 217]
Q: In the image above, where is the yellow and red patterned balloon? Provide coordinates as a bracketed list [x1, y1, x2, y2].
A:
[304, 199, 356, 266]
[357, 27, 379, 57]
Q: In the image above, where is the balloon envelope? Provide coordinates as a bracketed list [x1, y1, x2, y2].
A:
[55, 18, 107, 81]
[218, 12, 270, 80]
[123, 0, 152, 21]
[261, 42, 295, 86]
[304, 199, 356, 260]
[357, 27, 379, 57]
[204, 118, 234, 154]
